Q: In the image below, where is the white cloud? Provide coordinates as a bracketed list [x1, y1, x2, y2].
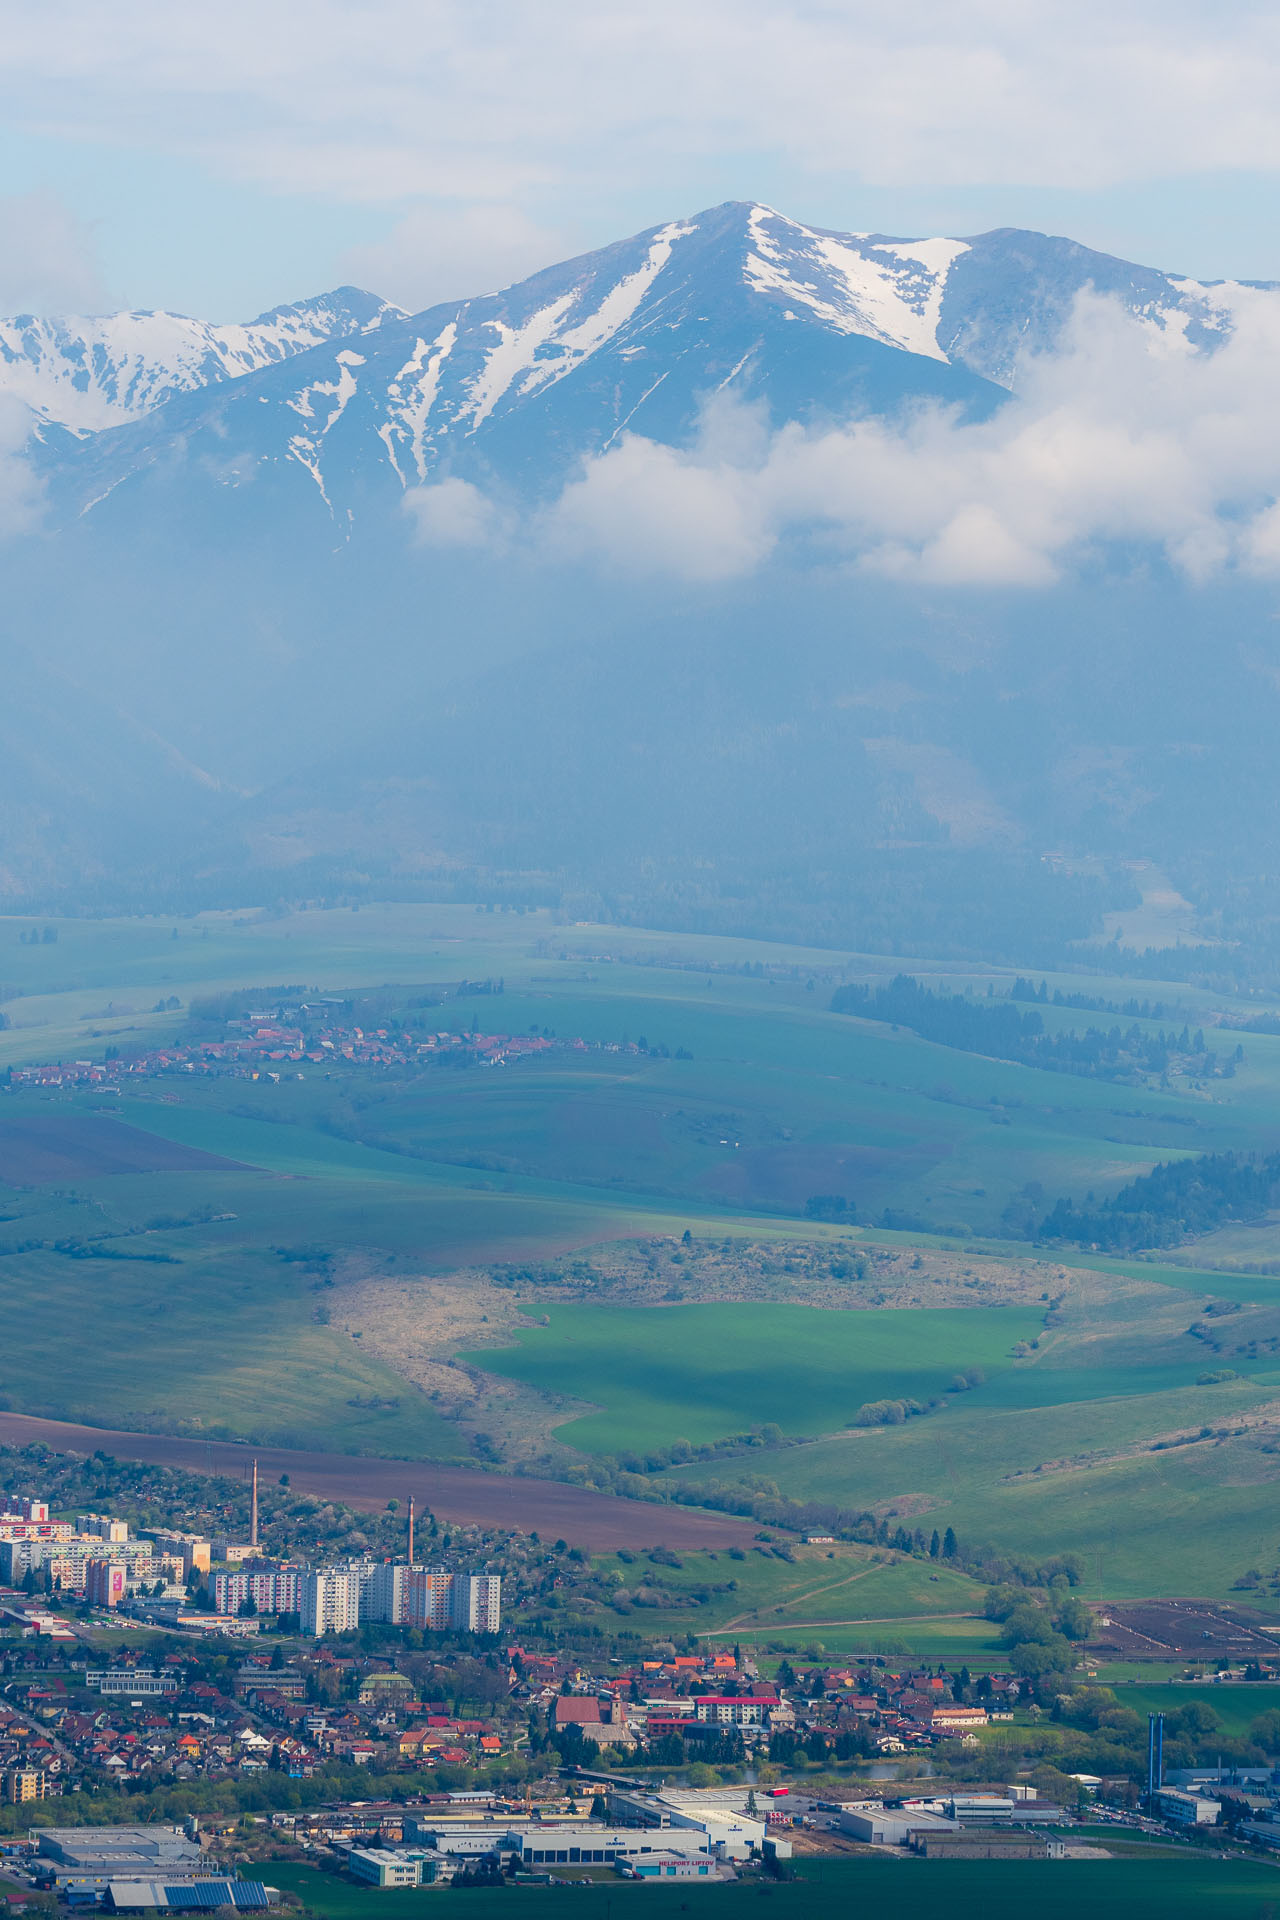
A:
[0, 191, 107, 314]
[548, 428, 774, 583]
[340, 204, 573, 312]
[405, 476, 505, 547]
[4, 2, 1280, 208]
[486, 289, 1280, 587]
[0, 395, 43, 535]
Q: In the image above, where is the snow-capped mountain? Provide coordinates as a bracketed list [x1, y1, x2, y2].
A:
[38, 201, 1275, 525]
[6, 198, 1280, 928]
[1, 286, 405, 434]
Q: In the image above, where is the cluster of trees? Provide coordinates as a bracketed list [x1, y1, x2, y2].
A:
[831, 974, 1234, 1083]
[1038, 1149, 1280, 1252]
[852, 1397, 928, 1427]
[832, 974, 1047, 1056]
[984, 1585, 1094, 1687]
[602, 845, 1130, 969]
[767, 1726, 872, 1766]
[803, 1194, 858, 1222]
[630, 1728, 749, 1770]
[1052, 1684, 1280, 1781]
[1010, 979, 1176, 1019]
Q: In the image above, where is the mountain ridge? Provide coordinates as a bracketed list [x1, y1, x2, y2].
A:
[2, 286, 405, 434]
[19, 200, 1277, 519]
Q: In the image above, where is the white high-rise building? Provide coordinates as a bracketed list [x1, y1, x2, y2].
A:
[368, 1561, 411, 1625]
[77, 1514, 129, 1542]
[366, 1562, 454, 1628]
[301, 1567, 362, 1636]
[450, 1572, 502, 1633]
[340, 1560, 380, 1615]
[306, 1562, 501, 1635]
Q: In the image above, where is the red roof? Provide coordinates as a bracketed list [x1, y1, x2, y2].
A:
[553, 1698, 602, 1724]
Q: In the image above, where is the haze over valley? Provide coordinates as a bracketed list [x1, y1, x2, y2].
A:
[5, 7, 1280, 1897]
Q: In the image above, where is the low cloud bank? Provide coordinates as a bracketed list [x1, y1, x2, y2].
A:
[408, 291, 1280, 587]
[0, 396, 42, 537]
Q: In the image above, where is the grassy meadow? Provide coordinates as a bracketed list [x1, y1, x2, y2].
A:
[462, 1302, 1043, 1451]
[6, 904, 1280, 1600]
[588, 1539, 1000, 1657]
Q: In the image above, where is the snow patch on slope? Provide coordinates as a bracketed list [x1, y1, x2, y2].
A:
[744, 206, 968, 362]
[516, 220, 695, 398]
[465, 296, 577, 433]
[378, 323, 459, 481]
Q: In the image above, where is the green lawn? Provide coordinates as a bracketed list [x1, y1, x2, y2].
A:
[462, 1302, 1042, 1452]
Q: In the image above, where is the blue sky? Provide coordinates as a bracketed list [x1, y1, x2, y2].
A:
[2, 0, 1279, 319]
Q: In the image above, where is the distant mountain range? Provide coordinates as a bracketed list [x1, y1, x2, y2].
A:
[2, 202, 1278, 965]
[13, 202, 1269, 518]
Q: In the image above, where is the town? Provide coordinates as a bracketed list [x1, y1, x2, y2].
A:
[0, 1456, 1275, 1913]
[3, 995, 590, 1094]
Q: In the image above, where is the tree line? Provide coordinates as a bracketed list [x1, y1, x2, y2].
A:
[1037, 1148, 1280, 1252]
[831, 973, 1236, 1082]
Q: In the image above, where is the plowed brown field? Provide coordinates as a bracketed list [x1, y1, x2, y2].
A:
[0, 1115, 246, 1184]
[0, 1411, 757, 1550]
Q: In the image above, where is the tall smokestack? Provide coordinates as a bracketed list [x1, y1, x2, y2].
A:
[250, 1459, 259, 1549]
[408, 1495, 415, 1565]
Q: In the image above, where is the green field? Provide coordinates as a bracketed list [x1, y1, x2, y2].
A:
[6, 903, 1280, 1591]
[266, 1854, 1280, 1920]
[1111, 1684, 1280, 1739]
[589, 1540, 993, 1644]
[4, 901, 1280, 1242]
[667, 1377, 1280, 1601]
[463, 1302, 1042, 1451]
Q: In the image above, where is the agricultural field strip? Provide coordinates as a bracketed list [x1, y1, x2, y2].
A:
[710, 1610, 983, 1631]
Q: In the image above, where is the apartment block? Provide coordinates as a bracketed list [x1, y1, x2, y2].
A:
[2, 1499, 49, 1523]
[299, 1563, 501, 1635]
[451, 1572, 502, 1633]
[0, 1536, 155, 1594]
[367, 1564, 500, 1632]
[85, 1559, 129, 1609]
[77, 1513, 129, 1542]
[301, 1567, 362, 1636]
[211, 1568, 303, 1616]
[147, 1532, 211, 1578]
[406, 1568, 455, 1631]
[6, 1769, 49, 1802]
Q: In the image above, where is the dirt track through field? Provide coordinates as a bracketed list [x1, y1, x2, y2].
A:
[0, 1412, 758, 1551]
